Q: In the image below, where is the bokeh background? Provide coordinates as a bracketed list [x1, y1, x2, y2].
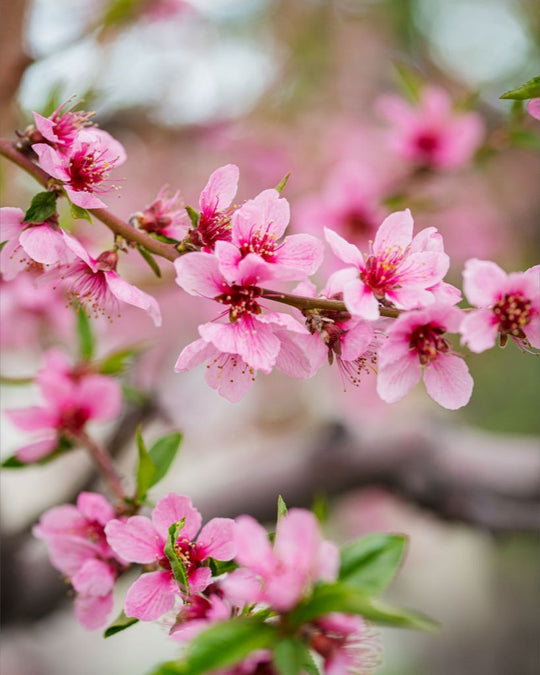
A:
[1, 1, 539, 674]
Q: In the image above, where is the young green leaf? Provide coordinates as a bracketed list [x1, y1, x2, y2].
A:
[98, 347, 141, 375]
[75, 306, 95, 361]
[148, 432, 183, 487]
[164, 520, 189, 591]
[289, 582, 438, 632]
[311, 492, 328, 524]
[275, 173, 291, 194]
[500, 75, 540, 100]
[103, 610, 139, 638]
[24, 192, 57, 223]
[137, 245, 162, 278]
[277, 494, 288, 521]
[135, 428, 156, 501]
[393, 61, 423, 103]
[70, 201, 93, 223]
[339, 533, 407, 594]
[273, 638, 317, 675]
[185, 205, 199, 228]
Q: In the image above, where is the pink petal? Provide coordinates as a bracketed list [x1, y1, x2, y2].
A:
[174, 251, 226, 297]
[325, 267, 359, 297]
[315, 540, 340, 582]
[234, 515, 274, 576]
[33, 505, 86, 539]
[151, 493, 202, 541]
[200, 164, 239, 214]
[105, 516, 163, 564]
[525, 315, 540, 349]
[32, 111, 59, 144]
[274, 234, 324, 277]
[343, 280, 379, 320]
[16, 436, 57, 463]
[41, 534, 103, 576]
[65, 188, 107, 209]
[231, 189, 290, 241]
[32, 144, 70, 181]
[174, 338, 217, 372]
[188, 566, 213, 594]
[387, 284, 435, 310]
[527, 98, 540, 121]
[6, 406, 58, 431]
[77, 492, 115, 525]
[463, 259, 507, 307]
[0, 207, 24, 239]
[19, 226, 71, 265]
[373, 209, 414, 256]
[214, 240, 243, 283]
[72, 559, 115, 596]
[274, 510, 321, 575]
[124, 571, 177, 621]
[340, 321, 373, 361]
[220, 568, 262, 607]
[423, 353, 473, 410]
[460, 309, 499, 353]
[264, 567, 306, 611]
[61, 231, 97, 271]
[376, 351, 422, 403]
[76, 374, 122, 421]
[204, 353, 257, 402]
[197, 518, 237, 560]
[324, 228, 364, 267]
[274, 331, 314, 378]
[74, 592, 114, 630]
[106, 271, 162, 326]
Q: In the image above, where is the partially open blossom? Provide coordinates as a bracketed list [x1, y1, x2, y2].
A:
[461, 259, 540, 352]
[33, 128, 126, 209]
[0, 207, 71, 280]
[32, 98, 95, 153]
[215, 188, 323, 283]
[376, 304, 473, 409]
[221, 509, 339, 612]
[377, 87, 484, 169]
[527, 98, 540, 121]
[325, 209, 449, 320]
[5, 350, 122, 462]
[105, 493, 236, 621]
[49, 232, 161, 325]
[131, 186, 188, 240]
[33, 492, 125, 629]
[169, 588, 233, 642]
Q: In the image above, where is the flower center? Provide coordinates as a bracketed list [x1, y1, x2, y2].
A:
[492, 293, 532, 338]
[59, 404, 89, 434]
[360, 247, 404, 296]
[174, 539, 205, 573]
[191, 212, 232, 250]
[69, 145, 112, 192]
[409, 323, 450, 365]
[238, 230, 278, 262]
[415, 132, 439, 156]
[215, 284, 263, 322]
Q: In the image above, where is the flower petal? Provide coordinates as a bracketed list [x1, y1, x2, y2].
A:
[124, 571, 177, 621]
[423, 353, 473, 410]
[105, 516, 162, 564]
[197, 518, 237, 561]
[106, 271, 162, 326]
[151, 493, 202, 541]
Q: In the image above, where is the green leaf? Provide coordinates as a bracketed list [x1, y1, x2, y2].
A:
[1, 455, 27, 468]
[500, 76, 540, 100]
[69, 201, 93, 223]
[135, 428, 156, 501]
[2, 436, 73, 469]
[148, 432, 182, 487]
[209, 558, 238, 577]
[393, 61, 423, 103]
[289, 582, 438, 632]
[273, 638, 316, 675]
[137, 245, 162, 278]
[101, 0, 145, 27]
[275, 173, 291, 194]
[75, 306, 95, 361]
[311, 492, 328, 524]
[98, 347, 141, 375]
[185, 205, 199, 228]
[277, 494, 288, 521]
[164, 521, 189, 591]
[174, 619, 278, 675]
[339, 534, 407, 594]
[103, 610, 139, 638]
[24, 192, 57, 223]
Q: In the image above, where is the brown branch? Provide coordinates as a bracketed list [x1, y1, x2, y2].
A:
[71, 430, 126, 502]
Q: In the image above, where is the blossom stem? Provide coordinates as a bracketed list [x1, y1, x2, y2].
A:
[72, 430, 126, 501]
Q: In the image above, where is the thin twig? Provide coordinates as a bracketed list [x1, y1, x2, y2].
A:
[72, 430, 126, 501]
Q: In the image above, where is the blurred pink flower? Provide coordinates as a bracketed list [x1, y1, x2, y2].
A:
[132, 186, 188, 240]
[461, 259, 540, 352]
[32, 98, 95, 153]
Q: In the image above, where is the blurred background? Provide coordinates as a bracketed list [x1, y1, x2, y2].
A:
[1, 1, 539, 673]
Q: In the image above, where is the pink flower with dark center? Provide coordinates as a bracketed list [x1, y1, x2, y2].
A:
[131, 186, 188, 240]
[325, 209, 450, 320]
[104, 493, 236, 621]
[33, 491, 125, 630]
[221, 509, 339, 612]
[48, 232, 161, 325]
[32, 98, 95, 153]
[33, 128, 126, 209]
[461, 259, 540, 352]
[5, 350, 122, 462]
[377, 87, 484, 169]
[0, 207, 71, 280]
[215, 188, 323, 283]
[187, 164, 240, 251]
[174, 251, 309, 375]
[376, 304, 473, 409]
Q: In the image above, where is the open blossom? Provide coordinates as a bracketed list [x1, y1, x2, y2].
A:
[169, 588, 233, 642]
[105, 493, 236, 621]
[377, 86, 484, 169]
[221, 509, 339, 612]
[175, 251, 309, 374]
[187, 164, 240, 251]
[325, 209, 449, 320]
[131, 186, 188, 240]
[461, 259, 540, 352]
[5, 350, 122, 462]
[33, 492, 125, 629]
[49, 232, 161, 325]
[33, 128, 126, 209]
[215, 188, 323, 283]
[32, 98, 95, 153]
[376, 304, 473, 410]
[0, 207, 71, 280]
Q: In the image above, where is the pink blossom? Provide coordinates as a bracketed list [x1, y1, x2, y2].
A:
[376, 304, 474, 409]
[377, 87, 484, 169]
[131, 186, 188, 240]
[33, 492, 124, 629]
[221, 509, 339, 612]
[215, 188, 323, 283]
[169, 589, 232, 642]
[0, 207, 71, 280]
[105, 493, 236, 621]
[32, 98, 95, 153]
[187, 164, 240, 251]
[461, 259, 540, 352]
[6, 350, 122, 462]
[325, 209, 450, 320]
[174, 251, 308, 375]
[527, 98, 540, 121]
[49, 232, 161, 325]
[33, 128, 126, 209]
